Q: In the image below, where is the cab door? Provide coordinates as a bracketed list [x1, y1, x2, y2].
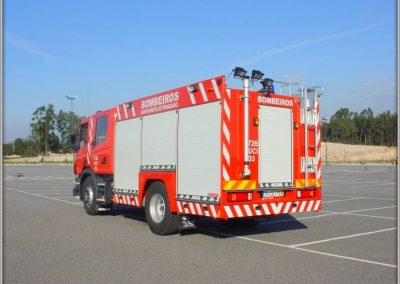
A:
[90, 112, 114, 174]
[74, 120, 89, 174]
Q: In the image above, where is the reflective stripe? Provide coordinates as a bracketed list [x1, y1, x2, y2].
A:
[226, 88, 231, 99]
[271, 203, 283, 214]
[223, 144, 230, 165]
[299, 201, 307, 212]
[283, 202, 292, 214]
[262, 204, 270, 215]
[199, 83, 208, 102]
[313, 199, 321, 211]
[210, 205, 217, 217]
[243, 205, 252, 216]
[223, 101, 231, 121]
[188, 202, 195, 214]
[187, 86, 196, 104]
[223, 122, 230, 143]
[195, 203, 202, 215]
[211, 79, 221, 99]
[222, 167, 230, 181]
[234, 205, 243, 217]
[253, 204, 262, 216]
[116, 106, 121, 120]
[306, 200, 315, 212]
[225, 206, 234, 218]
[177, 201, 182, 212]
[123, 103, 128, 119]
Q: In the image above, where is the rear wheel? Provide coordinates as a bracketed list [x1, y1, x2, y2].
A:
[145, 181, 179, 235]
[82, 176, 99, 215]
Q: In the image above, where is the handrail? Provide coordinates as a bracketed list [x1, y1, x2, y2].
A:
[273, 80, 304, 97]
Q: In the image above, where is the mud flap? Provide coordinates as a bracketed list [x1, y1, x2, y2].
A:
[178, 215, 198, 231]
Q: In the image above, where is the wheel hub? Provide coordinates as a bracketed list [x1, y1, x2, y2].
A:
[149, 193, 166, 223]
[84, 185, 94, 207]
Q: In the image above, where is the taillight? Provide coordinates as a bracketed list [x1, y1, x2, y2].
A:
[297, 190, 315, 198]
[227, 192, 252, 202]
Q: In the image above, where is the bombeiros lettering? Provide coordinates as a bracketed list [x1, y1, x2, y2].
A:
[258, 95, 293, 107]
[141, 91, 179, 109]
[140, 91, 179, 114]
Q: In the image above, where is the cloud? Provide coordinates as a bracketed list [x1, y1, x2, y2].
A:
[235, 20, 391, 67]
[6, 34, 55, 61]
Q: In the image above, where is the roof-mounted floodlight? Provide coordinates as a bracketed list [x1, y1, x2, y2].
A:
[233, 67, 247, 78]
[251, 70, 264, 80]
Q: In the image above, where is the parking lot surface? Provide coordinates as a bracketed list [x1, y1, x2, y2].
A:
[3, 164, 398, 283]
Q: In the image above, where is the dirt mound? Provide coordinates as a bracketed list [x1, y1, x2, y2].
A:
[4, 153, 73, 164]
[321, 143, 397, 163]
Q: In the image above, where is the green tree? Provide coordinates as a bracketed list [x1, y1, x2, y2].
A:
[3, 143, 13, 156]
[56, 110, 82, 152]
[30, 104, 56, 155]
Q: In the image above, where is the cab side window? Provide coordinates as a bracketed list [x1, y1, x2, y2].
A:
[95, 116, 108, 145]
[79, 123, 88, 148]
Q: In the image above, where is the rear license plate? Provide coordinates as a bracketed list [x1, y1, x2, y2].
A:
[262, 191, 285, 198]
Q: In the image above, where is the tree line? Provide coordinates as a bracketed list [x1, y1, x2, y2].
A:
[3, 104, 398, 157]
[3, 104, 83, 157]
[322, 107, 397, 147]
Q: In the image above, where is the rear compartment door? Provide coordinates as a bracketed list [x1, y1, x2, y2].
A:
[259, 106, 293, 187]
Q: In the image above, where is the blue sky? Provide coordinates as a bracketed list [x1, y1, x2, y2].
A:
[4, 0, 396, 142]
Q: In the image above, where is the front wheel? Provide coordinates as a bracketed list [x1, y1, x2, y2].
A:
[82, 176, 99, 215]
[145, 181, 179, 235]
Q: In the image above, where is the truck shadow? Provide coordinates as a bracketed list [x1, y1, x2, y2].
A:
[107, 206, 308, 237]
[196, 216, 308, 238]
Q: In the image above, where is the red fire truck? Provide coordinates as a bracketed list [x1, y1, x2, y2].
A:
[72, 67, 323, 235]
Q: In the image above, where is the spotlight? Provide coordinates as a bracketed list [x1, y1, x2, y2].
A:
[251, 70, 264, 80]
[233, 67, 247, 78]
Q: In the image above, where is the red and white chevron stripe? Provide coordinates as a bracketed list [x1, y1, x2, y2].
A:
[187, 78, 222, 106]
[221, 88, 233, 181]
[113, 194, 140, 206]
[315, 101, 321, 181]
[176, 201, 218, 218]
[116, 77, 223, 122]
[224, 199, 321, 218]
[116, 103, 137, 121]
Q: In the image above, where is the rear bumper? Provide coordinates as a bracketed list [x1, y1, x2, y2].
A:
[176, 199, 321, 219]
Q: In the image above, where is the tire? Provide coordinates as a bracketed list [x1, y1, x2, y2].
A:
[222, 217, 259, 228]
[82, 176, 99, 215]
[145, 181, 179, 235]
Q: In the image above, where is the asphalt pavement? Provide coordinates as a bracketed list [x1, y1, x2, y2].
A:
[3, 164, 398, 283]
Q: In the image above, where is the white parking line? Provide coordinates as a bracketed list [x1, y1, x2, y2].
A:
[201, 229, 397, 268]
[323, 210, 396, 220]
[291, 228, 397, 247]
[5, 184, 397, 269]
[324, 180, 396, 185]
[348, 183, 397, 188]
[345, 206, 397, 213]
[323, 197, 366, 203]
[6, 188, 82, 206]
[19, 190, 72, 193]
[4, 177, 72, 180]
[324, 194, 396, 201]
